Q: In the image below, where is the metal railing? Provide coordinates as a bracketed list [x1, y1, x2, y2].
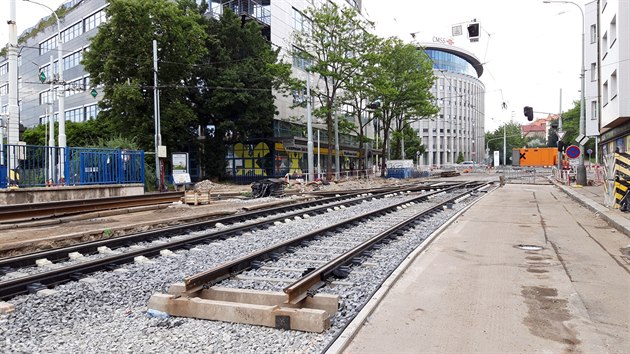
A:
[1, 144, 144, 188]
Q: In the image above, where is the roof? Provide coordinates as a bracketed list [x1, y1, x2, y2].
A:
[419, 42, 484, 78]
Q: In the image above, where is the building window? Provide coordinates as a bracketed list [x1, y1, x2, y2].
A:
[65, 77, 84, 97]
[39, 36, 57, 55]
[63, 50, 83, 71]
[61, 21, 83, 43]
[590, 101, 597, 120]
[0, 84, 7, 96]
[610, 71, 617, 100]
[0, 63, 7, 76]
[85, 104, 99, 120]
[292, 46, 312, 70]
[590, 63, 596, 81]
[65, 107, 84, 122]
[292, 8, 312, 34]
[609, 15, 616, 47]
[603, 80, 608, 104]
[590, 24, 596, 43]
[84, 9, 106, 32]
[602, 32, 608, 56]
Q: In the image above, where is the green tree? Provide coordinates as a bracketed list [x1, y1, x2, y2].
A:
[82, 0, 207, 154]
[372, 38, 438, 176]
[189, 9, 291, 179]
[484, 121, 531, 165]
[22, 120, 114, 147]
[338, 34, 381, 170]
[292, 2, 375, 179]
[554, 101, 596, 159]
[390, 124, 424, 160]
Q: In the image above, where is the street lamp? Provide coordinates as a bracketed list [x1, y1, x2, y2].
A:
[543, 0, 587, 185]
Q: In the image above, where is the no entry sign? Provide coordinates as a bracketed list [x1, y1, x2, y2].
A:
[566, 145, 580, 159]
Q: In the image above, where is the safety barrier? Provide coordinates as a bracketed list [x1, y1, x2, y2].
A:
[1, 144, 144, 188]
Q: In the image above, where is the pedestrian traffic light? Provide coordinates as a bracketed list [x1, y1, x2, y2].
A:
[523, 106, 533, 121]
[467, 22, 480, 42]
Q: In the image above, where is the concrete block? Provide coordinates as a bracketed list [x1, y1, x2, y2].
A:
[160, 249, 176, 257]
[68, 252, 85, 260]
[97, 246, 116, 255]
[79, 277, 98, 285]
[134, 256, 154, 265]
[0, 302, 15, 314]
[35, 258, 53, 267]
[36, 289, 59, 297]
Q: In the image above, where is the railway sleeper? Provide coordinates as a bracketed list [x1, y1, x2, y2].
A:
[148, 284, 338, 333]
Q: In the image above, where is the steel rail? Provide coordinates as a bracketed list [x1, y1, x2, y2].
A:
[283, 182, 491, 303]
[0, 183, 445, 269]
[0, 183, 439, 299]
[0, 192, 184, 223]
[182, 182, 479, 292]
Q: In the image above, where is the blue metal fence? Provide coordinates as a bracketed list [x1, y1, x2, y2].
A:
[0, 144, 144, 188]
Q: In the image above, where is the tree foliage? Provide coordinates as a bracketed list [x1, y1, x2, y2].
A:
[371, 39, 437, 175]
[292, 2, 376, 179]
[390, 124, 425, 161]
[189, 9, 292, 179]
[82, 0, 207, 153]
[484, 121, 532, 165]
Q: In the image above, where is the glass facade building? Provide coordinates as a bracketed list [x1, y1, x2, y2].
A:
[414, 43, 485, 166]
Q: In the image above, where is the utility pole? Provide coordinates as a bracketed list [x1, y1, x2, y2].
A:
[306, 72, 314, 182]
[7, 0, 18, 147]
[153, 40, 162, 191]
[503, 125, 506, 166]
[557, 88, 563, 171]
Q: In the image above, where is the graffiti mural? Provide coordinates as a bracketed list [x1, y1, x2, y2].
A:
[233, 142, 272, 176]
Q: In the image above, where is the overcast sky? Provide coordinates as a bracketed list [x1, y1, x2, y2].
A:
[3, 0, 584, 132]
[362, 0, 585, 132]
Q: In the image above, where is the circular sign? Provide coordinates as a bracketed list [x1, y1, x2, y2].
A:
[566, 145, 580, 159]
[587, 149, 593, 155]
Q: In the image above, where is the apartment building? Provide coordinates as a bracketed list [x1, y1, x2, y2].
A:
[585, 0, 630, 154]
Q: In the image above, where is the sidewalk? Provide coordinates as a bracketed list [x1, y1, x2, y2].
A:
[551, 178, 630, 238]
[331, 182, 630, 354]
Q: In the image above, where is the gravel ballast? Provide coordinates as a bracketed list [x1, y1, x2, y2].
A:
[0, 190, 479, 353]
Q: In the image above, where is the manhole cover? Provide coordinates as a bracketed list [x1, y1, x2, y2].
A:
[516, 244, 543, 251]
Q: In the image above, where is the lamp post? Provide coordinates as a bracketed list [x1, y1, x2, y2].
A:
[23, 0, 66, 180]
[543, 0, 586, 185]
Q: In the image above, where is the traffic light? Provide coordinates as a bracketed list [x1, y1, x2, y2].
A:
[523, 106, 533, 121]
[467, 22, 480, 42]
[557, 140, 564, 152]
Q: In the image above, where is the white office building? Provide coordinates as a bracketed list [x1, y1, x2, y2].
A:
[585, 0, 630, 154]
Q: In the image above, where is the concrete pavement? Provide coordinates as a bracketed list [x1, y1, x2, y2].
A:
[330, 182, 630, 354]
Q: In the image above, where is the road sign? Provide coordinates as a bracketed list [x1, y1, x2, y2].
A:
[566, 145, 580, 159]
[575, 134, 589, 145]
[90, 88, 98, 98]
[587, 149, 593, 155]
[557, 130, 566, 140]
[39, 71, 46, 83]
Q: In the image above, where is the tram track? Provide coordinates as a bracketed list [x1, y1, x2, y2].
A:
[146, 181, 491, 332]
[0, 181, 454, 300]
[0, 192, 185, 224]
[0, 179, 498, 354]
